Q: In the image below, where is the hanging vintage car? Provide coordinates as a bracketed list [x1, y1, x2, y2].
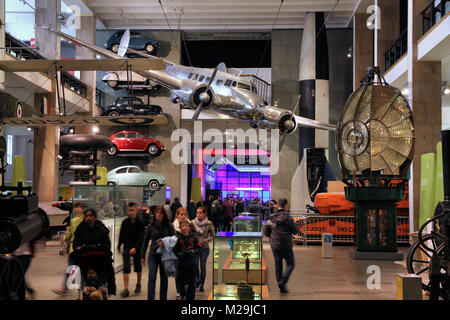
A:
[104, 30, 158, 55]
[107, 130, 166, 157]
[106, 165, 166, 191]
[102, 97, 162, 117]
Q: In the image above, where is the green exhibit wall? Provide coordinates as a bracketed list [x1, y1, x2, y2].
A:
[191, 177, 202, 204]
[434, 142, 444, 206]
[12, 155, 26, 194]
[419, 153, 436, 228]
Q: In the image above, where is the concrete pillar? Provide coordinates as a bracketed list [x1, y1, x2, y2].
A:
[33, 91, 60, 201]
[353, 13, 374, 90]
[76, 14, 96, 115]
[35, 0, 61, 59]
[271, 29, 301, 202]
[408, 0, 442, 231]
[75, 14, 97, 135]
[33, 0, 61, 201]
[377, 0, 400, 72]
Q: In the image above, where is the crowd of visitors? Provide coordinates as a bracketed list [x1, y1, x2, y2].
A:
[49, 194, 295, 300]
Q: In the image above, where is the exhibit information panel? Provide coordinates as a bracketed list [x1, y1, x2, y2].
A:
[213, 232, 263, 300]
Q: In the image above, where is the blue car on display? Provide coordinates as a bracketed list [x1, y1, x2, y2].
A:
[104, 30, 159, 55]
[107, 165, 166, 191]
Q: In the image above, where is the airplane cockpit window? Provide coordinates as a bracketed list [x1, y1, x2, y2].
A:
[237, 82, 251, 91]
[216, 79, 224, 86]
[232, 81, 237, 87]
[205, 77, 211, 83]
[251, 86, 257, 94]
[198, 75, 205, 82]
[188, 72, 193, 79]
[192, 74, 199, 81]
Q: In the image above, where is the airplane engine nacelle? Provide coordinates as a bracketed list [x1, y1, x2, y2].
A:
[263, 106, 298, 135]
[171, 80, 215, 109]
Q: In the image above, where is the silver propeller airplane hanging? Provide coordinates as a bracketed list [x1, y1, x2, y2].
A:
[6, 27, 337, 148]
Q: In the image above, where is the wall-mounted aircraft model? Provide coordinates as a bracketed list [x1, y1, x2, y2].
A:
[45, 28, 336, 145]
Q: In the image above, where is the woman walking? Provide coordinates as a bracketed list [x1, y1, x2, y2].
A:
[141, 206, 174, 300]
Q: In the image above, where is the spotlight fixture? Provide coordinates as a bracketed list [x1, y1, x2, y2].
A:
[347, 47, 353, 58]
[69, 128, 74, 134]
[443, 81, 450, 96]
[401, 82, 412, 97]
[27, 127, 32, 132]
[92, 126, 99, 134]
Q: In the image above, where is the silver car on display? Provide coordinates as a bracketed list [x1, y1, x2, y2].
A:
[106, 165, 166, 191]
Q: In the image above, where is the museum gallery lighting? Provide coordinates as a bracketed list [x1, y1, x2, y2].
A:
[347, 47, 353, 58]
[92, 126, 99, 134]
[443, 82, 450, 95]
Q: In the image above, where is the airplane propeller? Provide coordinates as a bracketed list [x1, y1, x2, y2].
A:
[117, 29, 130, 57]
[279, 94, 301, 150]
[192, 66, 219, 121]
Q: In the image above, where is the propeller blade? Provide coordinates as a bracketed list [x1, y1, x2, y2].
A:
[291, 94, 301, 118]
[118, 29, 130, 57]
[192, 102, 204, 121]
[279, 131, 288, 150]
[207, 67, 219, 89]
[192, 66, 219, 121]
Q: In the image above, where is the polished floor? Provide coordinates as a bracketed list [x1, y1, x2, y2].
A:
[24, 239, 416, 300]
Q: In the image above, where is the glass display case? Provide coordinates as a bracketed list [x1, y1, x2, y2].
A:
[232, 216, 261, 232]
[212, 232, 267, 300]
[71, 185, 165, 269]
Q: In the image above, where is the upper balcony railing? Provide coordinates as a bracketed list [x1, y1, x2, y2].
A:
[422, 0, 450, 35]
[383, 29, 408, 72]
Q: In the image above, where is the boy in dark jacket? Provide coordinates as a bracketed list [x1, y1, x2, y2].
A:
[118, 202, 145, 298]
[173, 218, 201, 300]
[264, 198, 298, 293]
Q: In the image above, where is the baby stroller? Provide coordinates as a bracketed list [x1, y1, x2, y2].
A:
[70, 245, 112, 300]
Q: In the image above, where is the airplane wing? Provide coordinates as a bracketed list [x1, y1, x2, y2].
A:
[294, 115, 336, 131]
[1, 115, 169, 126]
[0, 58, 166, 72]
[0, 92, 42, 118]
[43, 27, 182, 90]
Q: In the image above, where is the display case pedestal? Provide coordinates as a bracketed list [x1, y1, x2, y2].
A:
[208, 285, 270, 300]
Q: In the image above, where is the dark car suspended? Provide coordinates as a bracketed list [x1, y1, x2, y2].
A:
[104, 30, 159, 55]
[102, 97, 162, 117]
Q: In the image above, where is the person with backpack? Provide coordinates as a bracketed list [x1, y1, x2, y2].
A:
[263, 198, 298, 293]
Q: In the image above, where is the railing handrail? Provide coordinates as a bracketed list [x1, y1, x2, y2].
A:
[383, 28, 408, 72]
[421, 0, 449, 34]
[421, 0, 437, 15]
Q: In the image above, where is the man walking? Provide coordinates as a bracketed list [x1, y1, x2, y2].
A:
[264, 198, 298, 293]
[118, 202, 145, 297]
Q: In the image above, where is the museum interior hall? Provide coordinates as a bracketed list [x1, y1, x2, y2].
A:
[0, 0, 449, 303]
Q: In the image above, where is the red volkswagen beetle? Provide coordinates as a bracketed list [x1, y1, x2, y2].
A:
[107, 130, 166, 157]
